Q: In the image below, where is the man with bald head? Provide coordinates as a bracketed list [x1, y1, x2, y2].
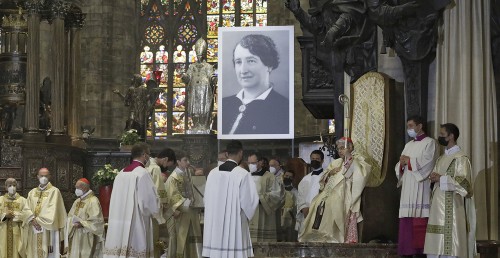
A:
[25, 167, 67, 258]
[0, 178, 32, 258]
[64, 178, 105, 258]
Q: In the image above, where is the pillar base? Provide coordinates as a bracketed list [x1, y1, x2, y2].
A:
[23, 131, 45, 142]
[46, 134, 71, 145]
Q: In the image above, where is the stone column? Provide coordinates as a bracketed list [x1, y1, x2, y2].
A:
[67, 11, 85, 146]
[48, 0, 69, 142]
[23, 1, 43, 141]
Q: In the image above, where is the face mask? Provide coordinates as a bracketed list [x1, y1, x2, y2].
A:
[407, 129, 417, 138]
[283, 178, 293, 186]
[7, 186, 16, 195]
[39, 176, 48, 185]
[269, 167, 277, 174]
[438, 136, 449, 146]
[75, 189, 84, 197]
[217, 161, 224, 166]
[249, 164, 258, 173]
[310, 160, 321, 169]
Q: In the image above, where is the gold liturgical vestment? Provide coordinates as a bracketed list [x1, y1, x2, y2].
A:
[0, 193, 32, 258]
[424, 148, 476, 258]
[64, 191, 105, 258]
[250, 171, 285, 242]
[147, 158, 168, 223]
[299, 155, 371, 243]
[23, 183, 67, 258]
[147, 158, 168, 258]
[165, 168, 202, 258]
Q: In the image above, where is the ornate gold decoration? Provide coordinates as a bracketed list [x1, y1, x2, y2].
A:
[2, 8, 27, 28]
[351, 72, 386, 187]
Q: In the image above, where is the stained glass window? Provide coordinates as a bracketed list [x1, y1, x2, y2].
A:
[140, 0, 267, 138]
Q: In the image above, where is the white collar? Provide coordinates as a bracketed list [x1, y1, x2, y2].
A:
[80, 190, 93, 199]
[39, 184, 48, 190]
[174, 167, 186, 175]
[445, 145, 461, 156]
[236, 87, 273, 105]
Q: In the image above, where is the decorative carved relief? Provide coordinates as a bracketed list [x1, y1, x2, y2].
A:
[65, 6, 86, 30]
[182, 135, 216, 168]
[57, 162, 69, 190]
[49, 0, 71, 20]
[1, 140, 22, 167]
[72, 164, 83, 180]
[308, 54, 334, 90]
[0, 167, 22, 192]
[24, 1, 43, 15]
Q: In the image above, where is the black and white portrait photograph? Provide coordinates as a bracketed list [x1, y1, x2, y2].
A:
[217, 26, 294, 139]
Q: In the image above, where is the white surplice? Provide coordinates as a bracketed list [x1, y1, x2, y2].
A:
[202, 164, 259, 258]
[296, 170, 324, 232]
[103, 165, 159, 258]
[395, 137, 437, 218]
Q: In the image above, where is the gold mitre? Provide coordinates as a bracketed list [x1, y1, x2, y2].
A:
[194, 38, 207, 56]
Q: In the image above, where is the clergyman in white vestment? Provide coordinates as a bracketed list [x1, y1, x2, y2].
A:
[24, 168, 67, 258]
[424, 124, 476, 258]
[395, 116, 437, 256]
[203, 140, 259, 258]
[104, 143, 160, 258]
[296, 150, 325, 233]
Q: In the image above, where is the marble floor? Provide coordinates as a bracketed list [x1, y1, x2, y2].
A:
[253, 242, 398, 258]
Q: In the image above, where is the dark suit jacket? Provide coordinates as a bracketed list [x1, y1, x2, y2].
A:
[222, 89, 289, 134]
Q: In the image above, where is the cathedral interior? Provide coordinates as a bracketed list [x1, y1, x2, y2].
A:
[0, 0, 499, 256]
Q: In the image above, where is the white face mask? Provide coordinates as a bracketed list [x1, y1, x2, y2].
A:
[75, 189, 84, 197]
[7, 186, 16, 195]
[407, 129, 417, 138]
[217, 161, 225, 166]
[269, 167, 277, 174]
[39, 176, 49, 185]
[249, 164, 258, 173]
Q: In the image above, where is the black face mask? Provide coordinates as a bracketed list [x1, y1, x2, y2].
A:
[311, 160, 321, 169]
[438, 136, 449, 146]
[283, 178, 293, 186]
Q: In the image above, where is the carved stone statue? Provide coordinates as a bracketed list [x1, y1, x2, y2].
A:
[113, 74, 159, 138]
[285, 0, 376, 72]
[284, 0, 377, 137]
[183, 38, 216, 134]
[367, 0, 449, 120]
[39, 76, 51, 131]
[0, 105, 16, 136]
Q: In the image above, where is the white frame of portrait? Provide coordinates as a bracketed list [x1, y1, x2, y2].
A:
[217, 26, 294, 139]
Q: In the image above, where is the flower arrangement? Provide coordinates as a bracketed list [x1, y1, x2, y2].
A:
[119, 129, 140, 146]
[92, 164, 119, 186]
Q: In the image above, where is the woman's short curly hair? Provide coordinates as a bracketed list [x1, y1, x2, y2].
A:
[233, 34, 280, 70]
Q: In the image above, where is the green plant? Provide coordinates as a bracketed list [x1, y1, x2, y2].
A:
[93, 164, 119, 186]
[119, 129, 140, 145]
